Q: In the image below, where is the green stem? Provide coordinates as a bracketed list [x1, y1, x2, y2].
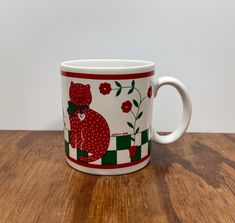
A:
[112, 86, 132, 91]
[132, 87, 143, 144]
[112, 85, 148, 146]
[112, 86, 142, 102]
[130, 111, 136, 119]
[130, 111, 137, 143]
[140, 96, 147, 105]
[134, 87, 142, 102]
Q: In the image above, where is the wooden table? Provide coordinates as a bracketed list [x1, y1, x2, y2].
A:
[0, 131, 235, 223]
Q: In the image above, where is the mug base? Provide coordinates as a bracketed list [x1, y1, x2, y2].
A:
[65, 157, 150, 175]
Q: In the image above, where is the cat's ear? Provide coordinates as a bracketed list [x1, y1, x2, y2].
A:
[85, 84, 90, 89]
[70, 81, 75, 86]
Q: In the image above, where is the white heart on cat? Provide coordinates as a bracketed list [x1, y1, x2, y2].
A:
[78, 113, 85, 121]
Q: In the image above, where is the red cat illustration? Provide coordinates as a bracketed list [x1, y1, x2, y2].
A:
[67, 81, 110, 162]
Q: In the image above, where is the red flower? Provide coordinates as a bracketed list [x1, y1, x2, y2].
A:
[147, 86, 152, 98]
[99, 82, 111, 95]
[121, 100, 132, 113]
[128, 146, 137, 158]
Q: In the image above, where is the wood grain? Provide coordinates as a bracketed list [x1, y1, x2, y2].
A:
[0, 131, 234, 223]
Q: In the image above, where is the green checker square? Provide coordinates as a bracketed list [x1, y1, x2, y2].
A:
[102, 151, 117, 165]
[77, 149, 88, 157]
[148, 141, 151, 155]
[141, 129, 149, 145]
[64, 140, 69, 156]
[67, 130, 71, 144]
[116, 135, 131, 150]
[131, 146, 142, 162]
[68, 130, 70, 142]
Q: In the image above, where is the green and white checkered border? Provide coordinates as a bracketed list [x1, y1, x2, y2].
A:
[64, 128, 151, 165]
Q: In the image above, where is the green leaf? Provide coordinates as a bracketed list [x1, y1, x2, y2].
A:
[137, 112, 143, 120]
[115, 81, 122, 87]
[131, 137, 135, 141]
[128, 88, 134, 94]
[135, 127, 139, 134]
[131, 80, 135, 88]
[116, 88, 121, 96]
[133, 99, 138, 107]
[127, 122, 134, 128]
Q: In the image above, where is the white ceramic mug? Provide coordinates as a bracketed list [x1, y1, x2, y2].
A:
[60, 59, 192, 175]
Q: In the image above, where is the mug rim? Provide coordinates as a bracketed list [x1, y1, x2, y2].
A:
[60, 59, 155, 75]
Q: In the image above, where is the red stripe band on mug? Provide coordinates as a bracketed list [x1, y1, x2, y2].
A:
[66, 154, 150, 169]
[61, 71, 154, 80]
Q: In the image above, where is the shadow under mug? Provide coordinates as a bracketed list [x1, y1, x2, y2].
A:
[60, 59, 192, 175]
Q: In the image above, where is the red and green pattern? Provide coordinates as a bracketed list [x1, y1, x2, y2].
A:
[64, 128, 151, 167]
[99, 80, 152, 146]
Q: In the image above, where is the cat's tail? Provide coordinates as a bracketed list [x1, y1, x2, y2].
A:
[78, 153, 105, 163]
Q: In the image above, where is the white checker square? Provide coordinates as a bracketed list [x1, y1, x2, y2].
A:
[117, 150, 131, 164]
[141, 143, 148, 158]
[69, 144, 77, 159]
[89, 158, 102, 165]
[64, 129, 69, 142]
[108, 137, 116, 151]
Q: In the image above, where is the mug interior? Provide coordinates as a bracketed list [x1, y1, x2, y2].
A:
[61, 59, 155, 74]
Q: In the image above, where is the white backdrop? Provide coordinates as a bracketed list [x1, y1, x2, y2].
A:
[0, 0, 235, 132]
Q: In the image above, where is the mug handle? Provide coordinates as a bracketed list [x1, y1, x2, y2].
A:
[152, 76, 192, 144]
